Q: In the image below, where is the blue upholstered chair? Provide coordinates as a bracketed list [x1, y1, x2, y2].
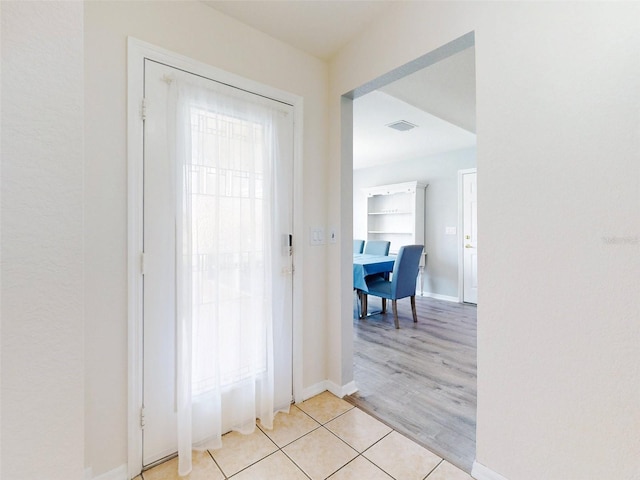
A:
[363, 240, 391, 256]
[362, 244, 424, 329]
[353, 239, 365, 254]
[363, 240, 392, 282]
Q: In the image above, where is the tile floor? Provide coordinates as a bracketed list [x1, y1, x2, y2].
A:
[139, 391, 474, 480]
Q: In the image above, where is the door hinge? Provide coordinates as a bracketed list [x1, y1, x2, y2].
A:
[140, 406, 146, 430]
[141, 98, 148, 121]
[140, 252, 146, 275]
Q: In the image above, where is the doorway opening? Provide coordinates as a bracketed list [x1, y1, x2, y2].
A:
[344, 32, 478, 472]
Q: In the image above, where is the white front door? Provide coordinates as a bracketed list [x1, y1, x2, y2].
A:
[141, 59, 294, 467]
[462, 171, 478, 304]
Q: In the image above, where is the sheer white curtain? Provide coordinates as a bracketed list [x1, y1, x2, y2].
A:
[171, 77, 292, 476]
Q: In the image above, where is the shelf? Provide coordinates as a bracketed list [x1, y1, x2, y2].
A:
[368, 211, 412, 215]
[364, 181, 427, 197]
[364, 181, 427, 255]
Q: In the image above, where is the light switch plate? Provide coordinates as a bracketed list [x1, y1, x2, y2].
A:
[445, 226, 457, 235]
[309, 227, 325, 246]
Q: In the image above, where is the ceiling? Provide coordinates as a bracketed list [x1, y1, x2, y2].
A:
[379, 47, 476, 134]
[354, 90, 476, 170]
[203, 1, 476, 170]
[355, 46, 476, 170]
[202, 1, 399, 60]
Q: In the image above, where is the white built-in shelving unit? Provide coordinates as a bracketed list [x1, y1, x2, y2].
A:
[364, 181, 426, 255]
[363, 181, 427, 294]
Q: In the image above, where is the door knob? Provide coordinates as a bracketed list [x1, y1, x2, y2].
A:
[465, 244, 473, 248]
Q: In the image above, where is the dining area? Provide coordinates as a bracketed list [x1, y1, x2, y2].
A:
[353, 239, 424, 329]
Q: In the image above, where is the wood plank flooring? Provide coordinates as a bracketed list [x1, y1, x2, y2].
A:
[346, 294, 477, 473]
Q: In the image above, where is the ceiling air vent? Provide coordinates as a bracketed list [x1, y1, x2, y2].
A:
[386, 120, 418, 132]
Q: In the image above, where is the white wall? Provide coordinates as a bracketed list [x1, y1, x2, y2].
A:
[354, 148, 476, 299]
[1, 2, 85, 479]
[4, 3, 639, 479]
[329, 3, 640, 479]
[84, 1, 328, 476]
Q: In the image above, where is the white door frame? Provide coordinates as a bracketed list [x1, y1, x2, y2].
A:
[457, 168, 477, 303]
[126, 37, 304, 478]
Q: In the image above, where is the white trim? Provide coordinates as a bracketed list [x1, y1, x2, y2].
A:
[291, 89, 305, 406]
[421, 292, 460, 303]
[300, 380, 358, 403]
[327, 380, 358, 398]
[471, 461, 510, 480]
[127, 37, 145, 480]
[301, 381, 330, 402]
[86, 465, 128, 480]
[127, 37, 304, 478]
[457, 168, 477, 304]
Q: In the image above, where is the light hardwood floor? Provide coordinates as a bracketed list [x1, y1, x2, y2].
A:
[347, 294, 477, 473]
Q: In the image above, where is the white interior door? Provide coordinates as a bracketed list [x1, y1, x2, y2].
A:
[462, 171, 478, 304]
[141, 59, 294, 467]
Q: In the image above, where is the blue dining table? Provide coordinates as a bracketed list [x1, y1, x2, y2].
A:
[353, 253, 395, 293]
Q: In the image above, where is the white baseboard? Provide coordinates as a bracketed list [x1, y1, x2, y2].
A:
[421, 291, 460, 303]
[301, 381, 329, 401]
[471, 461, 509, 480]
[85, 464, 128, 480]
[326, 380, 358, 398]
[301, 380, 358, 402]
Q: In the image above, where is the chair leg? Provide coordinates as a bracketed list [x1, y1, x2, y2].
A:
[392, 300, 399, 329]
[361, 294, 368, 319]
[381, 298, 386, 313]
[411, 295, 418, 323]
